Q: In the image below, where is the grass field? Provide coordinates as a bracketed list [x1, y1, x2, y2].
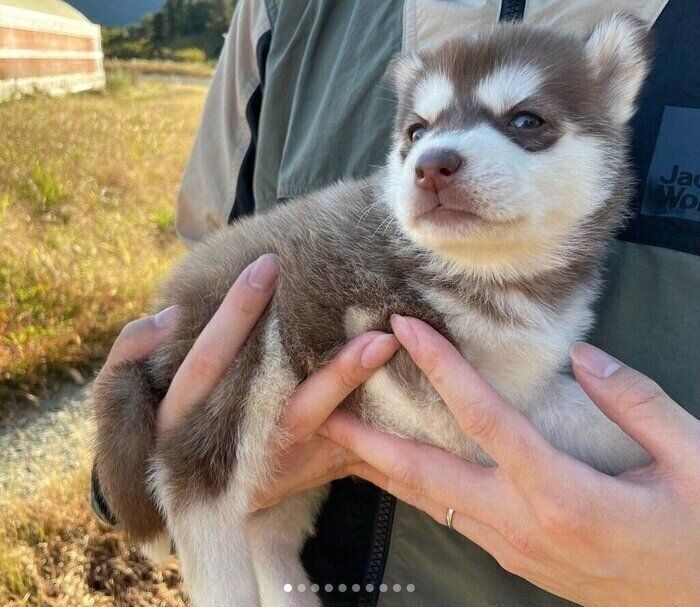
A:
[105, 59, 215, 79]
[0, 79, 207, 403]
[0, 80, 206, 605]
[0, 467, 187, 607]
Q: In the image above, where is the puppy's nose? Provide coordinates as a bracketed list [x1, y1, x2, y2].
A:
[414, 149, 463, 192]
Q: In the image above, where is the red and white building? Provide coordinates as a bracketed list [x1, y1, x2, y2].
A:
[0, 0, 104, 101]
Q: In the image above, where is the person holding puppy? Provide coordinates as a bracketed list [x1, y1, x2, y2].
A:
[93, 1, 699, 605]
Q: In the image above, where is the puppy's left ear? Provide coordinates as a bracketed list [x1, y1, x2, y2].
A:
[384, 52, 423, 97]
[585, 12, 652, 124]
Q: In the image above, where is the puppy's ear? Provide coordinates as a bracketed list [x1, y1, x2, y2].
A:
[384, 52, 423, 97]
[585, 12, 652, 124]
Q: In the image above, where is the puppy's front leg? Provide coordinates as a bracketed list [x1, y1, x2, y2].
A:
[250, 486, 329, 607]
[153, 472, 261, 607]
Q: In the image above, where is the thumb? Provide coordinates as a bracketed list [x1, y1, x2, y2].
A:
[571, 342, 699, 463]
[103, 305, 179, 372]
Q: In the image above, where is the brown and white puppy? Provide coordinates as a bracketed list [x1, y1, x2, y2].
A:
[94, 14, 651, 607]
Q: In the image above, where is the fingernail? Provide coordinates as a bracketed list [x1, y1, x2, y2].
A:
[248, 254, 280, 291]
[154, 305, 178, 328]
[360, 333, 398, 369]
[570, 342, 621, 379]
[390, 314, 416, 349]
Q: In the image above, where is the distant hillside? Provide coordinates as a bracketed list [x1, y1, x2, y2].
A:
[67, 0, 165, 26]
[101, 0, 234, 61]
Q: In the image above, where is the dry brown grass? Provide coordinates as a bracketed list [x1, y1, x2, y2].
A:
[105, 59, 215, 79]
[0, 81, 207, 403]
[0, 465, 187, 606]
[0, 80, 206, 605]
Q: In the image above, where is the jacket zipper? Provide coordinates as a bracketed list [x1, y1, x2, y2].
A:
[357, 491, 396, 606]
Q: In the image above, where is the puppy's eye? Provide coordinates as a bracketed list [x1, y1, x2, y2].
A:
[508, 112, 544, 129]
[407, 124, 427, 143]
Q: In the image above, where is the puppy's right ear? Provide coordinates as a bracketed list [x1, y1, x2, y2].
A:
[384, 52, 423, 97]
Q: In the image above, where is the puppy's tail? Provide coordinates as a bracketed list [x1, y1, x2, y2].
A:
[93, 359, 166, 545]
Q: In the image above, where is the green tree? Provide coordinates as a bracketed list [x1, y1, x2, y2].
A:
[206, 0, 234, 55]
[103, 0, 238, 61]
[151, 11, 166, 48]
[185, 0, 211, 34]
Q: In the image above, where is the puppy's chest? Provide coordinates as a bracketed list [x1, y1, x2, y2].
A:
[348, 290, 570, 456]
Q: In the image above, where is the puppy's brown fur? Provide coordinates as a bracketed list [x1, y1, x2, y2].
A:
[94, 14, 652, 606]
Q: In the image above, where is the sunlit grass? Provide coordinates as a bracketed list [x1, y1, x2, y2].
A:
[105, 59, 215, 79]
[0, 81, 204, 604]
[0, 464, 186, 606]
[0, 82, 206, 401]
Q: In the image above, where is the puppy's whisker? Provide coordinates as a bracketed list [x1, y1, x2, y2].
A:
[355, 199, 382, 232]
[381, 216, 397, 238]
[371, 214, 394, 238]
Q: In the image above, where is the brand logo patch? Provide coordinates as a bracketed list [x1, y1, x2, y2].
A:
[641, 106, 700, 222]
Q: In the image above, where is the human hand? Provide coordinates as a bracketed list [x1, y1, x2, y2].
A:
[95, 254, 399, 513]
[322, 315, 700, 607]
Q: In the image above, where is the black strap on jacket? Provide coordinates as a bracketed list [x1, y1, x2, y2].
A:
[228, 30, 272, 223]
[499, 0, 526, 22]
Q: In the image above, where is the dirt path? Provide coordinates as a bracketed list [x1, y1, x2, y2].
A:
[0, 382, 93, 499]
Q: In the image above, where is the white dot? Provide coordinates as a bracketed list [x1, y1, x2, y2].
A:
[393, 583, 402, 592]
[366, 584, 374, 592]
[338, 584, 347, 592]
[407, 583, 415, 593]
[283, 584, 292, 593]
[311, 584, 319, 593]
[352, 584, 361, 592]
[324, 583, 333, 592]
[297, 584, 306, 593]
[379, 583, 388, 592]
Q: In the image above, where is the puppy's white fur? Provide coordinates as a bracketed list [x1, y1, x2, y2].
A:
[386, 124, 617, 281]
[475, 63, 544, 115]
[414, 73, 455, 122]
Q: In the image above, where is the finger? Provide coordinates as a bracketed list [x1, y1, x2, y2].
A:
[266, 458, 360, 508]
[349, 462, 518, 567]
[571, 342, 700, 462]
[162, 254, 279, 429]
[251, 437, 361, 511]
[281, 332, 400, 442]
[322, 411, 512, 525]
[390, 315, 556, 477]
[349, 461, 453, 524]
[103, 305, 179, 371]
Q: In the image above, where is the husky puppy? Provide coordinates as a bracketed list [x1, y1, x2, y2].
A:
[94, 14, 651, 607]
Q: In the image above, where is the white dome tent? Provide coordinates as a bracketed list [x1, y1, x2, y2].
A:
[0, 0, 104, 101]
